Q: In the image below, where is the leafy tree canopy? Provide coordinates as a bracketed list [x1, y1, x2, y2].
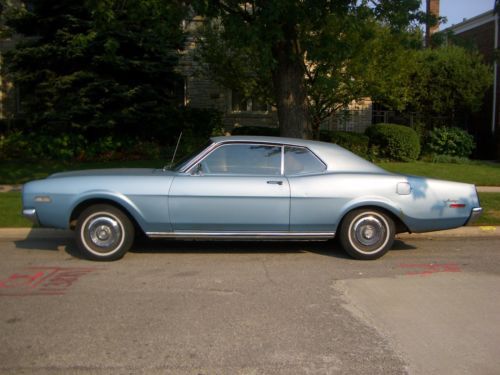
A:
[194, 0, 425, 138]
[4, 0, 186, 140]
[406, 45, 492, 122]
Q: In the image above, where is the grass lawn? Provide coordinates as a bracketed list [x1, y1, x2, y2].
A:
[2, 191, 499, 228]
[476, 193, 500, 226]
[378, 161, 500, 186]
[0, 192, 32, 228]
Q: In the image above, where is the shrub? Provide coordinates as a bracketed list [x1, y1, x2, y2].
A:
[365, 123, 420, 161]
[0, 131, 31, 160]
[0, 131, 87, 160]
[326, 131, 369, 157]
[426, 127, 475, 158]
[0, 131, 165, 161]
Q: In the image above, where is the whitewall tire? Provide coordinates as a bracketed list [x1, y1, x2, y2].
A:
[76, 204, 134, 261]
[339, 209, 395, 260]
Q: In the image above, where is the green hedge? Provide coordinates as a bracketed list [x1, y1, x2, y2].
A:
[426, 127, 475, 158]
[321, 130, 369, 157]
[0, 108, 223, 161]
[365, 123, 420, 162]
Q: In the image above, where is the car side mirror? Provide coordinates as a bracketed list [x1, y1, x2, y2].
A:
[191, 163, 203, 176]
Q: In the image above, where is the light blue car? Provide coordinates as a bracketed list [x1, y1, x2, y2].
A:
[22, 136, 482, 261]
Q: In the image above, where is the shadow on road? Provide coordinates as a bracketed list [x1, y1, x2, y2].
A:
[130, 238, 415, 259]
[13, 233, 417, 260]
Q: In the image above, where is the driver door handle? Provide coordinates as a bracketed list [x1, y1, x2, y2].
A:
[267, 180, 283, 185]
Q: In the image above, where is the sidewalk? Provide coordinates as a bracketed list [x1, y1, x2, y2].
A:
[0, 185, 22, 192]
[0, 226, 499, 241]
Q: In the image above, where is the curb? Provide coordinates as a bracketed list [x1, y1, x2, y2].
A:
[0, 227, 499, 241]
[0, 228, 73, 240]
[396, 226, 500, 239]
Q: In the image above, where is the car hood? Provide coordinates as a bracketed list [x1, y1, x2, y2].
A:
[48, 168, 176, 179]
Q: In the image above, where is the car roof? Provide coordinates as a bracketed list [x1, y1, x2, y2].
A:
[210, 135, 387, 174]
[211, 135, 329, 148]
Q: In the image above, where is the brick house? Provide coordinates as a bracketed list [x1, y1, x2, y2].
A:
[446, 8, 500, 159]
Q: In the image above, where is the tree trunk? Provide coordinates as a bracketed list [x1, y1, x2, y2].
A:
[271, 35, 311, 139]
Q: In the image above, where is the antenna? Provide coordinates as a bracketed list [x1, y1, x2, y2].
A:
[168, 131, 183, 169]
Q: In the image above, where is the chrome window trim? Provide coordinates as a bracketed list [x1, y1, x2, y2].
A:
[185, 142, 284, 176]
[178, 141, 219, 173]
[280, 145, 285, 175]
[182, 140, 328, 176]
[283, 145, 327, 176]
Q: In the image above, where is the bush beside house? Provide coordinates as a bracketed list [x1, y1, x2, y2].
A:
[0, 108, 223, 161]
[426, 127, 475, 158]
[365, 123, 421, 162]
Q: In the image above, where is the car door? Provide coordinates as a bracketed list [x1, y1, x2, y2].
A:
[168, 143, 290, 232]
[284, 146, 335, 232]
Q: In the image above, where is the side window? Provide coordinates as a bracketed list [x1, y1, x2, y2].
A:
[201, 144, 281, 176]
[284, 146, 326, 175]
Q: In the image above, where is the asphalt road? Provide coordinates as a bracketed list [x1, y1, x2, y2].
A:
[0, 236, 499, 374]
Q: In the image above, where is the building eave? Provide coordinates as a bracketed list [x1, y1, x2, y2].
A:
[445, 10, 495, 35]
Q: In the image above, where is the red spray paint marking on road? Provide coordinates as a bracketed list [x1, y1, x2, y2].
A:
[399, 263, 461, 276]
[0, 266, 100, 296]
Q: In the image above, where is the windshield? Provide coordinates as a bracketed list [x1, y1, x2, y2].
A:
[170, 141, 213, 172]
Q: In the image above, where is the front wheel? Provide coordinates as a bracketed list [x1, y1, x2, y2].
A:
[339, 209, 395, 260]
[76, 204, 134, 261]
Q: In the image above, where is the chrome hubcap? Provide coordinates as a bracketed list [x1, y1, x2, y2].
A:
[352, 216, 385, 247]
[88, 216, 122, 249]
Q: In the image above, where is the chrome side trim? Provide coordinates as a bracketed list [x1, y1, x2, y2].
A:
[466, 207, 483, 225]
[22, 208, 40, 226]
[146, 231, 335, 240]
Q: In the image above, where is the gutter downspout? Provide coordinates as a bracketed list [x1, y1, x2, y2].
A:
[493, 5, 499, 134]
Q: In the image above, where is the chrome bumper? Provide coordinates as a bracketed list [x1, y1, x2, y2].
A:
[466, 207, 483, 225]
[22, 208, 40, 226]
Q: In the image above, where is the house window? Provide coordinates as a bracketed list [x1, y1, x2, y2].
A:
[231, 89, 268, 113]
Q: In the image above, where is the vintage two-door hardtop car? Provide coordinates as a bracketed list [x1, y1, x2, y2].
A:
[22, 135, 482, 261]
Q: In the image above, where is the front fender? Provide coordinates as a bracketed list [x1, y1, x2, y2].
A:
[69, 190, 147, 229]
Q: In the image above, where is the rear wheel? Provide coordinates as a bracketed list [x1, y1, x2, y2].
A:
[76, 204, 134, 261]
[339, 208, 395, 260]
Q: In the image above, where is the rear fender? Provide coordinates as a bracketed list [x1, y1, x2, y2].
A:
[336, 196, 405, 231]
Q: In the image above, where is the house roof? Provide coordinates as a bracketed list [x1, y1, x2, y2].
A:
[445, 9, 496, 35]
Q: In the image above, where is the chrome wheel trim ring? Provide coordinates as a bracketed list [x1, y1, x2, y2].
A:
[348, 212, 390, 255]
[81, 212, 125, 256]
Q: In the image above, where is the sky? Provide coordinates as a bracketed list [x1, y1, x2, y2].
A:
[435, 0, 495, 29]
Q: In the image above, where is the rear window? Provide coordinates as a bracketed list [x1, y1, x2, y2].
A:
[284, 146, 326, 175]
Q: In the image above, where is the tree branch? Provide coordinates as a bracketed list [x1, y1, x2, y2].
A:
[216, 1, 254, 23]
